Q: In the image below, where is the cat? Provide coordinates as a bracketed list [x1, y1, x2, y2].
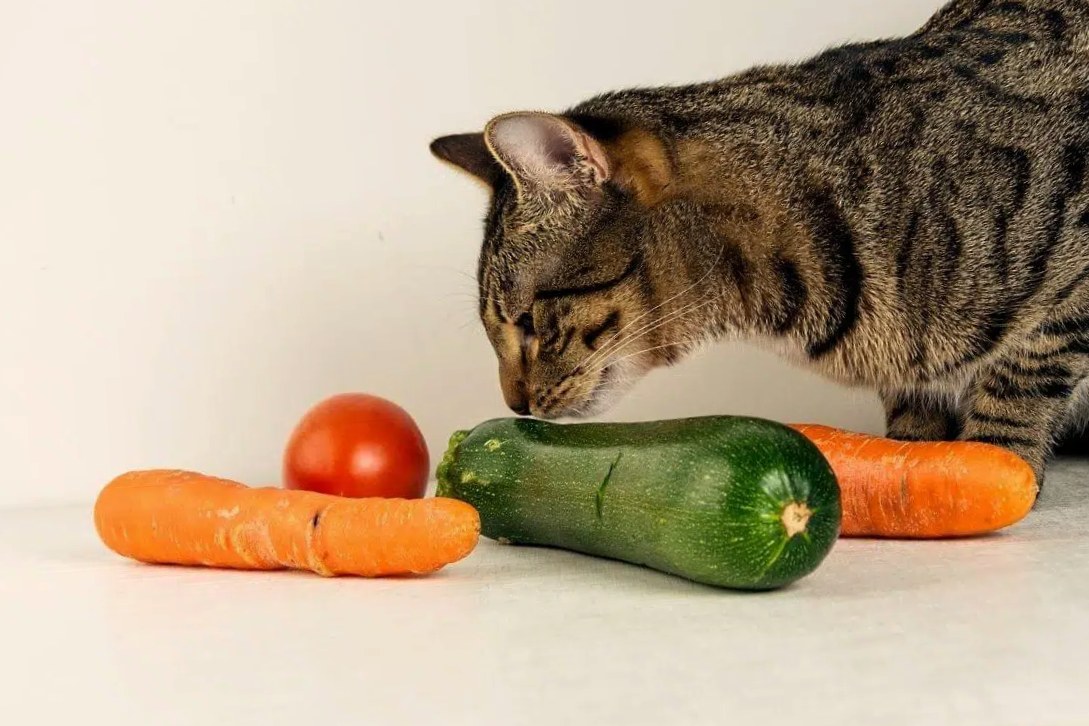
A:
[430, 0, 1089, 482]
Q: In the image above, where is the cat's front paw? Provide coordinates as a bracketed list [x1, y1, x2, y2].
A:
[885, 428, 938, 443]
[885, 415, 959, 443]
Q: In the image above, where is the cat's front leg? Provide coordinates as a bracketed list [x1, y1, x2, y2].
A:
[880, 389, 960, 442]
[958, 352, 1087, 483]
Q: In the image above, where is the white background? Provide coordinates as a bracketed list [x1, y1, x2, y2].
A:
[0, 0, 944, 507]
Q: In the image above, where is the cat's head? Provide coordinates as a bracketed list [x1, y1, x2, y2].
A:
[431, 112, 685, 418]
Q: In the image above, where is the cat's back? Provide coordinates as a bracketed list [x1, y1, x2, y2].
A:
[782, 0, 1089, 144]
[919, 0, 1089, 39]
[908, 0, 1089, 101]
[778, 0, 1089, 204]
[574, 1, 1089, 160]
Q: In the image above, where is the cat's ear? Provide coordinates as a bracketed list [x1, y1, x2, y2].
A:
[429, 133, 504, 187]
[484, 112, 610, 193]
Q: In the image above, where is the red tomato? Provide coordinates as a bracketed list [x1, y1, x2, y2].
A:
[283, 393, 429, 499]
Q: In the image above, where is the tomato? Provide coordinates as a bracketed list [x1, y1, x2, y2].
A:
[283, 393, 429, 499]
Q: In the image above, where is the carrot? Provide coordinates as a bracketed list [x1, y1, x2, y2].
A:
[94, 470, 480, 576]
[789, 424, 1038, 539]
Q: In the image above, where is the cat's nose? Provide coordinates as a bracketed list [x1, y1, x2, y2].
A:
[501, 380, 531, 416]
[498, 362, 531, 416]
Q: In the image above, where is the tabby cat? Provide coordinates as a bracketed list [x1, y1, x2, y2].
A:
[430, 0, 1089, 481]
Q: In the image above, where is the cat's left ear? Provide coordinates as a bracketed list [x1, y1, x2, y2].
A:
[430, 133, 504, 187]
[484, 112, 611, 193]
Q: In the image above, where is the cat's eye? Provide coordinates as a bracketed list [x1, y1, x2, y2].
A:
[515, 312, 536, 345]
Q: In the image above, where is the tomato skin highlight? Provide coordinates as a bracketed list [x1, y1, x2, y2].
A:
[283, 393, 429, 499]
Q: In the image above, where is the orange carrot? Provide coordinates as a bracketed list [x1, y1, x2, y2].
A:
[94, 470, 480, 576]
[789, 424, 1038, 539]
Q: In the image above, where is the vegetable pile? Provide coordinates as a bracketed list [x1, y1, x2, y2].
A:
[94, 389, 1039, 590]
[95, 392, 478, 579]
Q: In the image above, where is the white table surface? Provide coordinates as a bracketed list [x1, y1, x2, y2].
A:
[3, 462, 1087, 726]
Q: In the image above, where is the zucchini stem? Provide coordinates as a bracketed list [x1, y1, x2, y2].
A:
[781, 501, 813, 538]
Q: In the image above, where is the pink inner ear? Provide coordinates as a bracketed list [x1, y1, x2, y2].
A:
[489, 114, 611, 187]
[488, 116, 559, 183]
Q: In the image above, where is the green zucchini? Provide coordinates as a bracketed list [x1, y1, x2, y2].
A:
[436, 416, 840, 590]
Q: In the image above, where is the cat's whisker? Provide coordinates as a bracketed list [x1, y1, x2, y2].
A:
[445, 293, 486, 304]
[573, 246, 725, 373]
[409, 263, 479, 283]
[610, 341, 691, 369]
[582, 339, 693, 381]
[575, 288, 715, 377]
[533, 276, 717, 416]
[563, 358, 645, 417]
[573, 258, 718, 374]
[581, 294, 719, 375]
[557, 296, 715, 415]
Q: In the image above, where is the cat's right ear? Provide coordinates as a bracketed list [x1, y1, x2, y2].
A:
[429, 133, 504, 187]
[484, 113, 611, 195]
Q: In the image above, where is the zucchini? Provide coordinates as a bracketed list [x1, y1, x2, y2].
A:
[436, 416, 840, 590]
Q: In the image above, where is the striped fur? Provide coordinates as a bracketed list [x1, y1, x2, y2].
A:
[432, 0, 1089, 480]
